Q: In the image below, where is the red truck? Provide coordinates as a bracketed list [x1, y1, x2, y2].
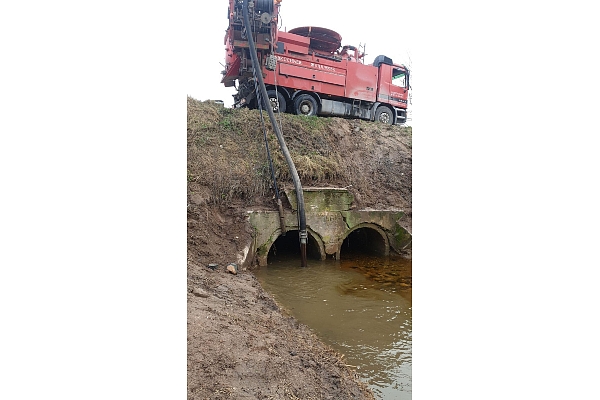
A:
[221, 0, 410, 125]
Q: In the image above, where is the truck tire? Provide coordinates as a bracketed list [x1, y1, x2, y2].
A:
[294, 94, 318, 116]
[375, 105, 394, 125]
[267, 90, 286, 113]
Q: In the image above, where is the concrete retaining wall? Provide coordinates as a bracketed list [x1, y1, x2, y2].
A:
[248, 188, 411, 266]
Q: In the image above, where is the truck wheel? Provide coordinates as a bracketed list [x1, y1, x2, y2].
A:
[375, 106, 394, 125]
[267, 90, 286, 113]
[294, 94, 318, 116]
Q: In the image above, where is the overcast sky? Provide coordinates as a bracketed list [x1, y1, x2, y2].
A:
[186, 0, 415, 107]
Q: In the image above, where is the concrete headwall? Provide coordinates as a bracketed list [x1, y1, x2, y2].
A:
[248, 188, 411, 266]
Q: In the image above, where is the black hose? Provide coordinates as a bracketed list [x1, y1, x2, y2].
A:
[242, 0, 307, 267]
[254, 84, 286, 237]
[254, 85, 279, 199]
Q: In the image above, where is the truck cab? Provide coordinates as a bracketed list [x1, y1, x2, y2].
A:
[373, 55, 410, 124]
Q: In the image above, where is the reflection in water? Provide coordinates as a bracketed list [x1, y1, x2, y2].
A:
[255, 255, 412, 400]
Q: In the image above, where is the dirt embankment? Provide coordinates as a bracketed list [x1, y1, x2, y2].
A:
[187, 97, 412, 399]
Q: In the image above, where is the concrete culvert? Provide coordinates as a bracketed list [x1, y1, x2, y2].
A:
[340, 227, 387, 258]
[267, 230, 322, 264]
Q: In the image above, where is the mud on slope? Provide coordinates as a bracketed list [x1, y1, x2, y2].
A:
[187, 97, 411, 399]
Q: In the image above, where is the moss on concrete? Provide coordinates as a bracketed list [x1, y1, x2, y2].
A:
[285, 188, 354, 212]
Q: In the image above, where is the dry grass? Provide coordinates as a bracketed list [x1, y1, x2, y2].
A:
[187, 98, 271, 204]
[187, 96, 412, 210]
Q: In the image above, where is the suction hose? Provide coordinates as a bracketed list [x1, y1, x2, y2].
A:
[242, 0, 307, 267]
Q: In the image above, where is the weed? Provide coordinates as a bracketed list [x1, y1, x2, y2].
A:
[220, 117, 233, 129]
[187, 170, 195, 182]
[300, 115, 325, 131]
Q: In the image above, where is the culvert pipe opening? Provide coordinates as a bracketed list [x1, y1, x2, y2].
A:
[267, 230, 322, 264]
[341, 227, 387, 258]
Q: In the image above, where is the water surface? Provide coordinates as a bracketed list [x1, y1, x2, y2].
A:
[255, 255, 412, 399]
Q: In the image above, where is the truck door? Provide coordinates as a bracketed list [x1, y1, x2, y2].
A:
[376, 64, 408, 107]
[376, 64, 393, 104]
[389, 67, 409, 107]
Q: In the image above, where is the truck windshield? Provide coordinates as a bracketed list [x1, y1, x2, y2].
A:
[392, 68, 407, 87]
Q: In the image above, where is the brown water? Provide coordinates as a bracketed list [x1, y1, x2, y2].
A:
[255, 254, 412, 400]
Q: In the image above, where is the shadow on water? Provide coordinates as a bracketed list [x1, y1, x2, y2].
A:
[257, 230, 412, 400]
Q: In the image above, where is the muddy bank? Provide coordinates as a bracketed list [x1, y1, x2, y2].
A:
[188, 260, 375, 399]
[187, 97, 411, 399]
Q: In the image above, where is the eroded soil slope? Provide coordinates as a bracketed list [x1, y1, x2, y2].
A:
[187, 97, 411, 399]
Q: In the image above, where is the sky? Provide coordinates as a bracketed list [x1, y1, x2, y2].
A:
[186, 0, 415, 110]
